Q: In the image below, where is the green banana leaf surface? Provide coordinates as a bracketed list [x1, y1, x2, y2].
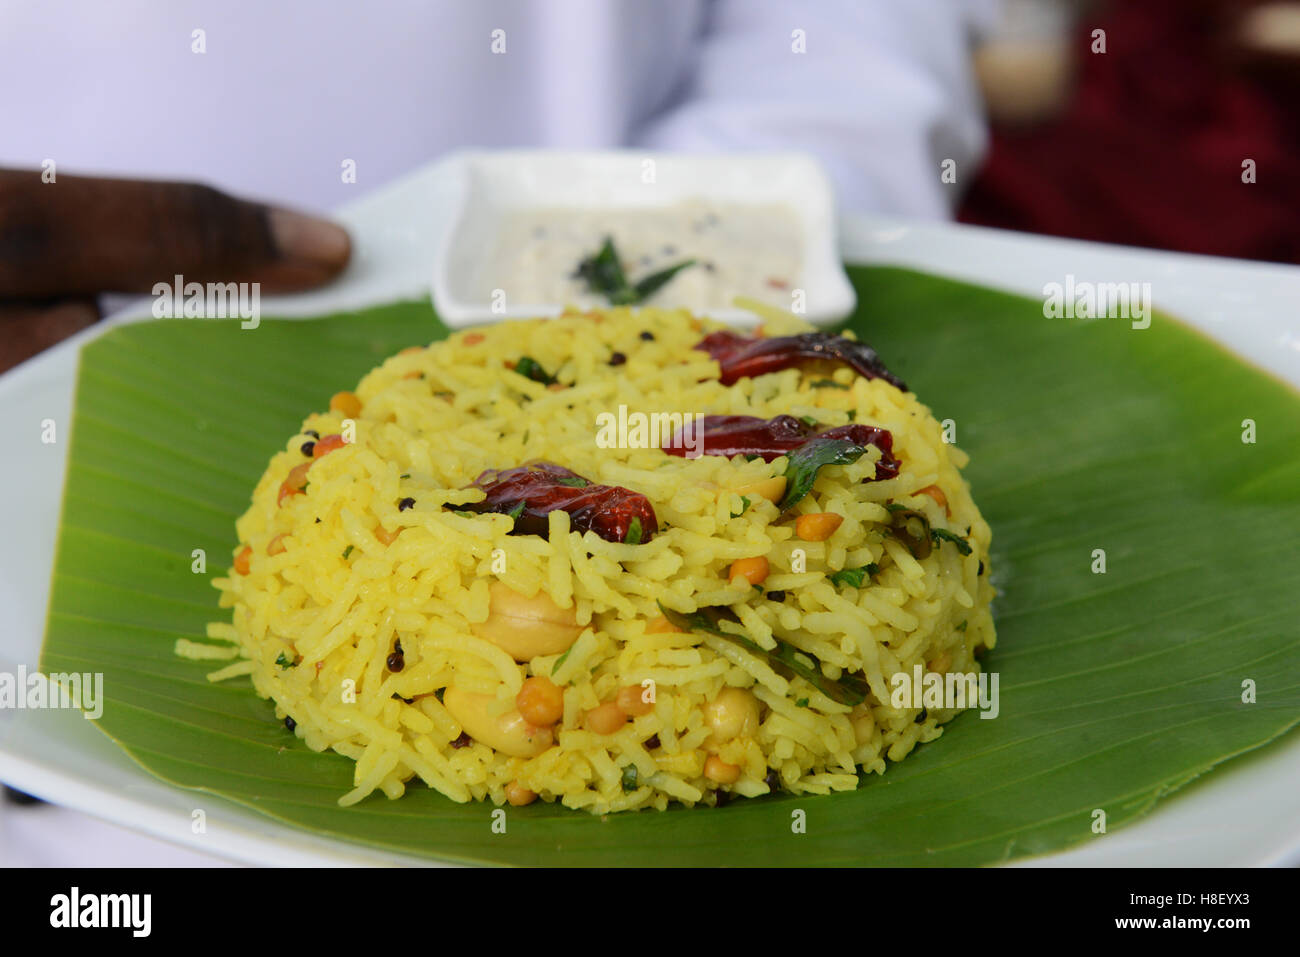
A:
[40, 266, 1300, 866]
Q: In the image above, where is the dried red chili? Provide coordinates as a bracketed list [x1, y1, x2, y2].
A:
[695, 330, 906, 390]
[663, 414, 899, 480]
[458, 462, 658, 544]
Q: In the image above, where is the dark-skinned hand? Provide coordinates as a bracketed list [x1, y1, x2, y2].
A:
[0, 169, 352, 371]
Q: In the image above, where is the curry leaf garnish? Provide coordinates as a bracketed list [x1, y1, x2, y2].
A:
[275, 652, 297, 669]
[554, 475, 589, 488]
[885, 509, 972, 558]
[658, 603, 868, 706]
[621, 764, 639, 793]
[828, 563, 880, 589]
[574, 237, 696, 306]
[513, 356, 557, 386]
[930, 527, 973, 555]
[887, 509, 932, 558]
[778, 437, 868, 512]
[507, 502, 526, 521]
[550, 646, 573, 677]
[573, 237, 631, 303]
[731, 495, 752, 518]
[632, 259, 697, 302]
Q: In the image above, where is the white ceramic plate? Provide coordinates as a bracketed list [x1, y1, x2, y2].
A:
[2, 156, 1298, 867]
[431, 150, 856, 326]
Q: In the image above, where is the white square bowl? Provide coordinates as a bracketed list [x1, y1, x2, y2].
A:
[430, 150, 857, 327]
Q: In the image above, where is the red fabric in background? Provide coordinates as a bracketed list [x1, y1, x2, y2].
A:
[958, 0, 1300, 264]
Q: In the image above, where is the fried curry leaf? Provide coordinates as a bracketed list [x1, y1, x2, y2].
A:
[513, 356, 557, 386]
[777, 437, 869, 512]
[930, 526, 973, 556]
[887, 509, 972, 559]
[658, 603, 869, 706]
[887, 509, 932, 558]
[828, 563, 880, 589]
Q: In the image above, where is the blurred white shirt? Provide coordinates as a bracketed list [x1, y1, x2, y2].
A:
[1, 0, 992, 218]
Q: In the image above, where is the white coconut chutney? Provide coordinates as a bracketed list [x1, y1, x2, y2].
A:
[475, 198, 804, 311]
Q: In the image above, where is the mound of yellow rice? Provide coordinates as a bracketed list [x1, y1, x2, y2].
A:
[192, 306, 995, 812]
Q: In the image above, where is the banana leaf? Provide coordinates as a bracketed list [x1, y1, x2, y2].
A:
[39, 266, 1300, 866]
